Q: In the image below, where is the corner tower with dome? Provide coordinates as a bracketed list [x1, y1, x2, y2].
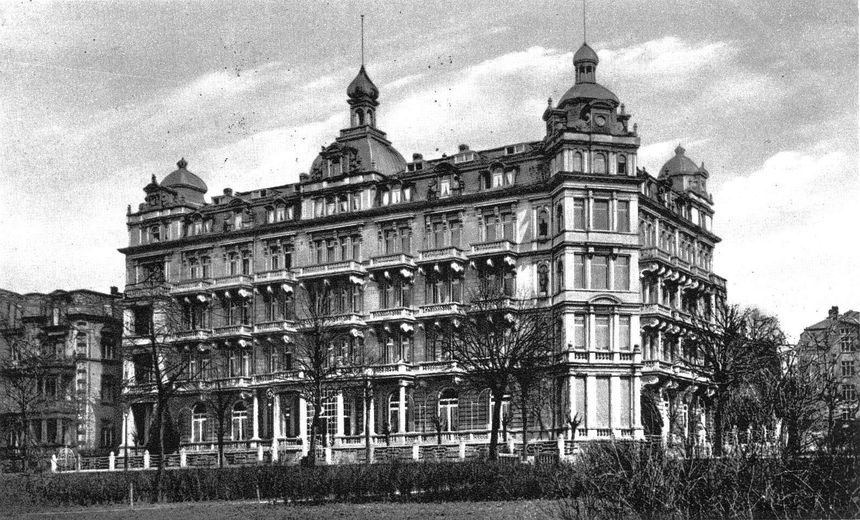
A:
[117, 38, 726, 463]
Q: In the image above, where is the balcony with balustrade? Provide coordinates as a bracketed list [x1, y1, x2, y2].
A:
[365, 253, 416, 272]
[296, 260, 366, 280]
[253, 269, 298, 285]
[252, 320, 296, 335]
[212, 324, 253, 339]
[417, 302, 465, 319]
[172, 329, 213, 342]
[562, 349, 640, 365]
[366, 307, 417, 324]
[211, 274, 254, 293]
[416, 246, 468, 267]
[171, 279, 215, 296]
[468, 239, 518, 259]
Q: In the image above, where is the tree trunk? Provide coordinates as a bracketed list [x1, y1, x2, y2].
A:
[520, 390, 529, 461]
[488, 389, 502, 461]
[713, 394, 724, 457]
[218, 419, 225, 469]
[363, 384, 371, 465]
[307, 400, 319, 466]
[154, 401, 165, 503]
[19, 397, 29, 472]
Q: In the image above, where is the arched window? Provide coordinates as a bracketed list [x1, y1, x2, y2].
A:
[231, 402, 248, 441]
[537, 208, 549, 238]
[356, 108, 364, 126]
[192, 404, 207, 443]
[488, 393, 512, 429]
[573, 151, 583, 172]
[265, 206, 275, 224]
[275, 204, 286, 222]
[593, 153, 607, 174]
[617, 154, 627, 175]
[367, 109, 374, 126]
[438, 389, 459, 432]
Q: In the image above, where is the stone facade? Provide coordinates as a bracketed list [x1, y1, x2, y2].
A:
[0, 288, 123, 453]
[119, 42, 725, 457]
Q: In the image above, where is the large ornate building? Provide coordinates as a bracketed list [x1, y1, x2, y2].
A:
[119, 42, 725, 459]
[0, 288, 123, 455]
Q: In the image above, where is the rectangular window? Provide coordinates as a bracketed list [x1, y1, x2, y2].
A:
[594, 377, 610, 428]
[593, 200, 610, 230]
[502, 213, 514, 241]
[842, 384, 856, 401]
[616, 201, 630, 232]
[614, 256, 630, 290]
[619, 316, 631, 351]
[619, 378, 632, 426]
[595, 315, 610, 350]
[591, 255, 609, 290]
[842, 360, 856, 377]
[450, 222, 461, 248]
[484, 215, 497, 241]
[573, 199, 586, 230]
[574, 315, 586, 349]
[400, 228, 411, 254]
[841, 329, 855, 352]
[574, 254, 586, 289]
[352, 236, 361, 260]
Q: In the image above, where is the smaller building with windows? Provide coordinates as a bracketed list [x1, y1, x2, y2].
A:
[0, 288, 123, 456]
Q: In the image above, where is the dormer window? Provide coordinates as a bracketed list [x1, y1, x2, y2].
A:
[440, 178, 451, 197]
[150, 225, 161, 243]
[454, 152, 476, 164]
[505, 144, 526, 155]
[338, 194, 349, 213]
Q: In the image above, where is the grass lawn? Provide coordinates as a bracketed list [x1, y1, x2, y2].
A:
[10, 499, 561, 519]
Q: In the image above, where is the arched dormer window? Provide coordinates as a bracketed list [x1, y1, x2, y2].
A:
[367, 109, 374, 127]
[573, 152, 583, 172]
[617, 154, 628, 175]
[356, 108, 365, 126]
[265, 206, 275, 224]
[593, 153, 607, 174]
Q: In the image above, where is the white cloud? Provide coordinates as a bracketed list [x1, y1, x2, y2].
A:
[714, 146, 860, 338]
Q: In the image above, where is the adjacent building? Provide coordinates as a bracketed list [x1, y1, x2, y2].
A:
[799, 306, 860, 426]
[119, 42, 725, 458]
[0, 288, 123, 455]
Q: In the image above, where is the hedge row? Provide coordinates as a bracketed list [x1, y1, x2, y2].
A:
[1, 446, 856, 518]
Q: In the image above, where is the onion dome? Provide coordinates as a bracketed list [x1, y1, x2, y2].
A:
[659, 145, 707, 179]
[160, 158, 207, 205]
[162, 158, 208, 192]
[573, 42, 599, 65]
[347, 65, 379, 101]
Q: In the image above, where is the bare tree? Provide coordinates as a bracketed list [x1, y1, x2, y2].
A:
[198, 350, 235, 468]
[450, 283, 553, 460]
[290, 280, 356, 466]
[123, 271, 202, 500]
[0, 330, 51, 471]
[682, 302, 784, 456]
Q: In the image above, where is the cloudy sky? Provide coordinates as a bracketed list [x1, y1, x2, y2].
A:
[0, 0, 856, 338]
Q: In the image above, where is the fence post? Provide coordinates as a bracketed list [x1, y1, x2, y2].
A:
[271, 438, 279, 462]
[458, 440, 466, 461]
[179, 448, 187, 468]
[412, 442, 420, 461]
[557, 437, 565, 460]
[76, 454, 81, 472]
[324, 446, 332, 465]
[50, 454, 58, 473]
[143, 450, 150, 469]
[508, 437, 515, 454]
[257, 444, 264, 463]
[109, 451, 116, 471]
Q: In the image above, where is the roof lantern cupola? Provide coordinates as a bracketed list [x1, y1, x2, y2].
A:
[347, 15, 379, 129]
[573, 42, 598, 83]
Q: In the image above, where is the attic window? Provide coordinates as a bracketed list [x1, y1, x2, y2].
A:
[505, 144, 525, 155]
[454, 152, 476, 164]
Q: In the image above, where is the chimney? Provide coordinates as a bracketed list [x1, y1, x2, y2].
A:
[458, 144, 469, 152]
[829, 306, 839, 320]
[110, 286, 119, 295]
[299, 173, 309, 182]
[412, 153, 423, 161]
[223, 188, 233, 196]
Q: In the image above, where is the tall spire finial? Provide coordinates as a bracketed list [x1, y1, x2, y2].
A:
[360, 14, 365, 66]
[583, 0, 587, 42]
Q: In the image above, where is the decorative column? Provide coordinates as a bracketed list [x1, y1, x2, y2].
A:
[398, 383, 407, 435]
[298, 394, 308, 443]
[567, 374, 577, 440]
[251, 391, 260, 441]
[367, 393, 375, 435]
[335, 391, 345, 437]
[633, 374, 643, 434]
[272, 393, 282, 439]
[585, 375, 596, 436]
